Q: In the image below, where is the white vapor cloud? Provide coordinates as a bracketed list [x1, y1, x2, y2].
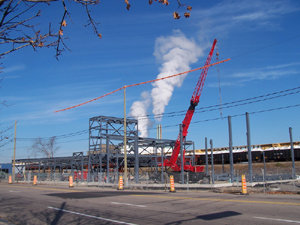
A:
[194, 0, 299, 38]
[129, 91, 153, 137]
[130, 30, 204, 137]
[3, 64, 25, 73]
[151, 30, 203, 117]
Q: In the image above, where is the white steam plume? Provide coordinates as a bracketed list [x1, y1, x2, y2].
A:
[130, 30, 203, 137]
[151, 30, 203, 119]
[129, 91, 152, 137]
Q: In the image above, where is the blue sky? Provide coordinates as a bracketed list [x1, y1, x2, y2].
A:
[1, 0, 300, 163]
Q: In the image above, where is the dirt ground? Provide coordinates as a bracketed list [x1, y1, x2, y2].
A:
[207, 161, 300, 174]
[210, 161, 300, 194]
[216, 180, 300, 195]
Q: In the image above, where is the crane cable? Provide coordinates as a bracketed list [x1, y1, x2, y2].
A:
[54, 58, 230, 113]
[216, 45, 223, 118]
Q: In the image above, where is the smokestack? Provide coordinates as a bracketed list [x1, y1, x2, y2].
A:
[160, 124, 162, 139]
[157, 124, 162, 139]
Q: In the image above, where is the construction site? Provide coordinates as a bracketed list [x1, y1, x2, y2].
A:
[4, 39, 300, 188]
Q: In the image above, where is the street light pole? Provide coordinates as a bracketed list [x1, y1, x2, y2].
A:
[124, 86, 127, 186]
[12, 121, 17, 182]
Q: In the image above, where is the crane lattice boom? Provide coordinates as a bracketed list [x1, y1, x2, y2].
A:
[163, 39, 217, 172]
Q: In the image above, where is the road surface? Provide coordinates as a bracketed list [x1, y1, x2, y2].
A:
[0, 183, 299, 224]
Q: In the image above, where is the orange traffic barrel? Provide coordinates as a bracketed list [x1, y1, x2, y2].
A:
[118, 176, 124, 190]
[33, 175, 37, 185]
[69, 175, 74, 188]
[169, 175, 176, 192]
[8, 175, 12, 184]
[241, 174, 248, 195]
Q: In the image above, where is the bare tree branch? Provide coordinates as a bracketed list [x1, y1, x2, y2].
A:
[84, 4, 100, 37]
[24, 0, 59, 2]
[0, 0, 191, 59]
[30, 136, 60, 158]
[0, 0, 192, 151]
[0, 77, 14, 146]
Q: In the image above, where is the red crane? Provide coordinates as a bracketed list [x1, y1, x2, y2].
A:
[162, 39, 217, 172]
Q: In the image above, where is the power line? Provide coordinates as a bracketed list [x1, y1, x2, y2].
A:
[6, 86, 300, 142]
[0, 138, 89, 152]
[142, 103, 300, 132]
[3, 86, 299, 144]
[17, 130, 88, 141]
[0, 139, 14, 148]
[231, 34, 300, 59]
[54, 59, 230, 113]
[130, 86, 300, 120]
[1, 104, 298, 151]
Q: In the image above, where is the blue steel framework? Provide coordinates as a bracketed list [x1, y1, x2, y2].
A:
[88, 116, 139, 183]
[13, 116, 195, 184]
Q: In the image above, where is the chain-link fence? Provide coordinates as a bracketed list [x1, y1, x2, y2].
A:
[1, 163, 299, 185]
[0, 172, 10, 183]
[210, 164, 300, 182]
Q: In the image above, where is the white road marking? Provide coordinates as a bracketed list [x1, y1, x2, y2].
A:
[111, 202, 146, 207]
[254, 217, 300, 224]
[48, 206, 138, 225]
[9, 191, 21, 193]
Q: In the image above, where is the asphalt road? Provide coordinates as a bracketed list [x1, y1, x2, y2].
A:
[0, 183, 299, 225]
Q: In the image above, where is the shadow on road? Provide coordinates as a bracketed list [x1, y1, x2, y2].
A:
[50, 202, 66, 225]
[165, 211, 242, 224]
[46, 191, 162, 199]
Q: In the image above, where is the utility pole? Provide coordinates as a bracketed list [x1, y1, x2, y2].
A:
[12, 121, 17, 182]
[124, 86, 128, 186]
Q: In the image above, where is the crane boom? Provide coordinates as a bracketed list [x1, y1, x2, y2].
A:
[163, 39, 217, 171]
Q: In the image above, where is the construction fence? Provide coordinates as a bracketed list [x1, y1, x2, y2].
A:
[1, 164, 299, 185]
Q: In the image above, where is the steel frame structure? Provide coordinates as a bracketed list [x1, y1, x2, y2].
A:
[14, 152, 85, 181]
[14, 116, 195, 184]
[88, 115, 139, 183]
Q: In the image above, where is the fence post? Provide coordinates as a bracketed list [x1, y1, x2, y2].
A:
[289, 127, 296, 179]
[161, 146, 164, 184]
[205, 137, 208, 176]
[263, 151, 266, 179]
[222, 154, 224, 174]
[210, 139, 214, 185]
[28, 172, 31, 184]
[228, 116, 234, 183]
[187, 172, 189, 192]
[261, 168, 265, 195]
[246, 112, 253, 183]
[146, 172, 148, 190]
